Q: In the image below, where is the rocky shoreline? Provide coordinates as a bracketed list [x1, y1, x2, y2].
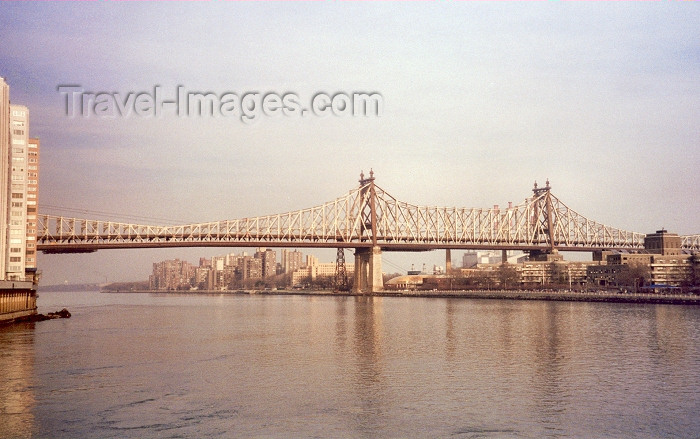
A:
[13, 308, 72, 323]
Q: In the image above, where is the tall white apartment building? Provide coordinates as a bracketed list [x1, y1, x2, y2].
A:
[0, 77, 38, 323]
[7, 105, 29, 280]
[0, 78, 10, 280]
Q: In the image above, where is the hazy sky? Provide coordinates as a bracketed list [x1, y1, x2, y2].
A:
[1, 2, 698, 285]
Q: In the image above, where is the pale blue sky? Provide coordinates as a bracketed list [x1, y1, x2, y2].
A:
[1, 2, 698, 284]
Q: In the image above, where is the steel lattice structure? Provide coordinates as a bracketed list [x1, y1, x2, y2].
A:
[37, 176, 699, 254]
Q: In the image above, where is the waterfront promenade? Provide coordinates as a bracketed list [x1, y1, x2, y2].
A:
[106, 288, 700, 306]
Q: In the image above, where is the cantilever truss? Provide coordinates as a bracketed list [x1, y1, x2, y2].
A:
[37, 180, 699, 253]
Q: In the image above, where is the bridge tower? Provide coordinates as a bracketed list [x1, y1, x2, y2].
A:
[334, 248, 350, 291]
[529, 179, 561, 261]
[353, 170, 383, 293]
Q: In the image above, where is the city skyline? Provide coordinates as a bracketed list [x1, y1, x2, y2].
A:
[1, 2, 698, 285]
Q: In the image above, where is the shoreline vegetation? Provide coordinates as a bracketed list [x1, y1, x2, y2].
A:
[100, 288, 700, 306]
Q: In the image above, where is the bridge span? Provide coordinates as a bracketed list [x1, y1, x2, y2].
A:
[38, 172, 700, 292]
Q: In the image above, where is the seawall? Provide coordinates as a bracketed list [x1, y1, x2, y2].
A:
[104, 288, 700, 306]
[0, 281, 38, 324]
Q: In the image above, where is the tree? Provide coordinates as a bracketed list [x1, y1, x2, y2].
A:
[472, 270, 494, 290]
[616, 263, 651, 293]
[498, 264, 519, 290]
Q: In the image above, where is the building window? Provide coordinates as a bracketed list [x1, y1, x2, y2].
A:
[11, 193, 23, 198]
[10, 257, 21, 262]
[11, 202, 23, 207]
[10, 247, 21, 253]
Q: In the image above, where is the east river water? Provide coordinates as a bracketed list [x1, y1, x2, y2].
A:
[1, 291, 699, 438]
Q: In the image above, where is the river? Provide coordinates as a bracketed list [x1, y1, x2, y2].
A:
[1, 291, 699, 438]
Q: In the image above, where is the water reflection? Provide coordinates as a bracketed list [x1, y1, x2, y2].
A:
[350, 296, 386, 435]
[530, 302, 567, 436]
[10, 292, 700, 438]
[0, 322, 36, 438]
[444, 299, 457, 362]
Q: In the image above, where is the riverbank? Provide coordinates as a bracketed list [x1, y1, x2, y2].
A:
[102, 288, 700, 305]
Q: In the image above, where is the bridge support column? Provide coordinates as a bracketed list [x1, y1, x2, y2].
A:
[353, 246, 383, 293]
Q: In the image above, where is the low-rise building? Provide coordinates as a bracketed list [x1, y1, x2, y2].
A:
[587, 230, 698, 291]
[291, 261, 355, 286]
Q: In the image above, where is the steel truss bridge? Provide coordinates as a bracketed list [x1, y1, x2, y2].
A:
[37, 172, 699, 291]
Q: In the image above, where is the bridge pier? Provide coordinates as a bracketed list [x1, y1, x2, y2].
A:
[353, 246, 383, 293]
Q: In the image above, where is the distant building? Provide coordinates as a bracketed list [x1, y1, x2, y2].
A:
[255, 248, 276, 278]
[149, 259, 195, 290]
[313, 262, 354, 279]
[644, 229, 682, 256]
[587, 231, 698, 290]
[239, 256, 262, 281]
[282, 249, 303, 274]
[462, 250, 525, 268]
[385, 274, 431, 290]
[194, 266, 210, 289]
[25, 138, 39, 274]
[462, 252, 478, 268]
[291, 260, 354, 286]
[649, 255, 694, 286]
[224, 252, 241, 268]
[212, 256, 225, 271]
[305, 254, 318, 268]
